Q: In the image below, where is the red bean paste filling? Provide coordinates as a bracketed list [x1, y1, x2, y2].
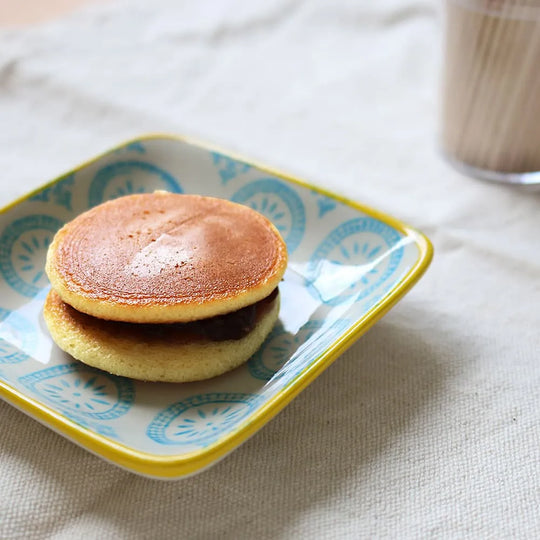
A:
[189, 287, 278, 341]
[122, 288, 278, 342]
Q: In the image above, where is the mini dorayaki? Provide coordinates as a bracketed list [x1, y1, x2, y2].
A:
[43, 192, 287, 382]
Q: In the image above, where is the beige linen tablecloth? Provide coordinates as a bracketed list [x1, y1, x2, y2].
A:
[1, 1, 539, 538]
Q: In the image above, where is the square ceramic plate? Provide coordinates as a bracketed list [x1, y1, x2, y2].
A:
[0, 135, 432, 479]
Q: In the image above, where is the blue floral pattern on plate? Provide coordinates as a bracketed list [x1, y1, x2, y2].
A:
[124, 141, 146, 154]
[19, 363, 135, 421]
[29, 174, 74, 211]
[249, 319, 350, 381]
[0, 308, 37, 364]
[306, 217, 404, 305]
[311, 189, 337, 218]
[147, 393, 261, 446]
[88, 160, 182, 206]
[211, 152, 251, 184]
[232, 178, 306, 253]
[0, 214, 64, 297]
[112, 141, 146, 155]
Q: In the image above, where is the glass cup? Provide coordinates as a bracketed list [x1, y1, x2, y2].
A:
[441, 0, 540, 185]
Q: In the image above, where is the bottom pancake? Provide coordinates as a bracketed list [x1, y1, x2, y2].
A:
[43, 289, 280, 382]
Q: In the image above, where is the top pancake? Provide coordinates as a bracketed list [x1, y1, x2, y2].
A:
[46, 192, 288, 323]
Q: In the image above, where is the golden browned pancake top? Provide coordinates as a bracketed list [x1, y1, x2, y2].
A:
[46, 192, 287, 322]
